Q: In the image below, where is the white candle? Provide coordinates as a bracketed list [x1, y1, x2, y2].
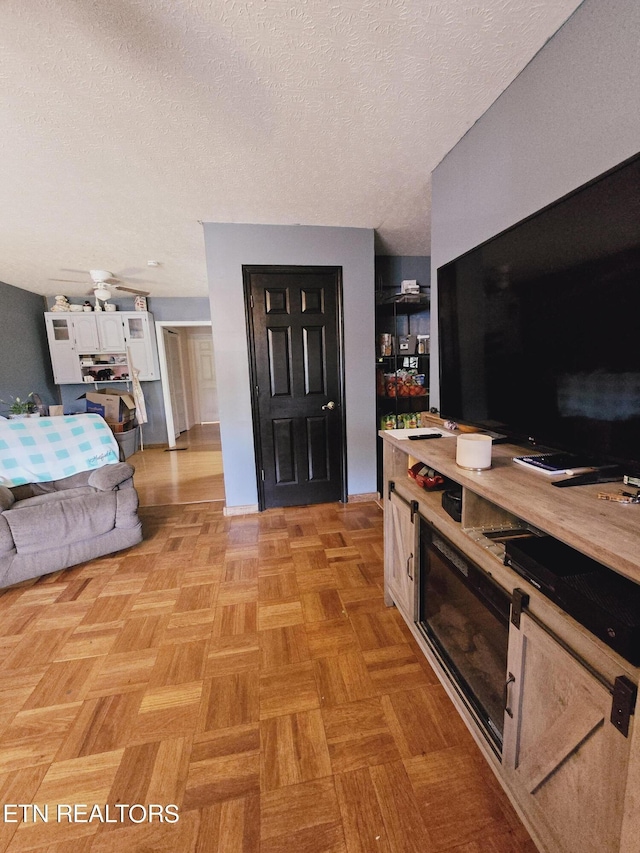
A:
[456, 433, 492, 470]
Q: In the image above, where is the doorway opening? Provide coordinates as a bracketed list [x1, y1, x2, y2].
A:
[156, 321, 217, 448]
[136, 320, 224, 506]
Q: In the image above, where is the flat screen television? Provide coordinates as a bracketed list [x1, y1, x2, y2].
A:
[438, 151, 640, 473]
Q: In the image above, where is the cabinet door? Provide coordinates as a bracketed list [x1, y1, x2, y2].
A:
[70, 314, 99, 351]
[122, 313, 159, 380]
[503, 612, 631, 853]
[385, 489, 417, 620]
[97, 313, 126, 351]
[44, 315, 82, 383]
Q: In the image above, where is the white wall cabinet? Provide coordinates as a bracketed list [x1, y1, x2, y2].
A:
[122, 313, 159, 380]
[68, 314, 100, 352]
[97, 313, 126, 351]
[44, 311, 159, 383]
[44, 316, 83, 384]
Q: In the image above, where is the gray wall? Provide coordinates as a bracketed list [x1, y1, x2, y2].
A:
[0, 282, 58, 415]
[430, 0, 640, 409]
[54, 297, 211, 444]
[203, 223, 376, 509]
[376, 256, 430, 292]
[376, 255, 431, 338]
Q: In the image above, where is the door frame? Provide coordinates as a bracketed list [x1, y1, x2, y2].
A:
[156, 320, 213, 448]
[243, 264, 348, 511]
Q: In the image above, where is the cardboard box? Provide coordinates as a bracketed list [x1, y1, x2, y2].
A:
[85, 389, 136, 424]
[109, 419, 137, 433]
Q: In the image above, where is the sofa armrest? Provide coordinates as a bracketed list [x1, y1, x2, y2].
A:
[88, 463, 135, 491]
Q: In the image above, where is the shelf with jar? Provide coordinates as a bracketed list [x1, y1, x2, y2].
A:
[375, 292, 431, 431]
[376, 362, 430, 429]
[374, 285, 431, 492]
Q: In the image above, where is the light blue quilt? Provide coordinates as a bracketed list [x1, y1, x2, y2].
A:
[0, 414, 120, 487]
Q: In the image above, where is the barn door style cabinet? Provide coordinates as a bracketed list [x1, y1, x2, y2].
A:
[44, 311, 160, 384]
[503, 611, 631, 853]
[380, 430, 640, 853]
[384, 485, 419, 620]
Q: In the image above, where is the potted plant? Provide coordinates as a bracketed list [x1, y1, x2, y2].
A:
[1, 393, 36, 418]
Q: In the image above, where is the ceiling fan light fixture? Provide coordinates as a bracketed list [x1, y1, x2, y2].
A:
[93, 285, 111, 301]
[89, 269, 113, 284]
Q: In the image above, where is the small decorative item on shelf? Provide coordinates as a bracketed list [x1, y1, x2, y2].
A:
[51, 295, 71, 312]
[417, 335, 430, 354]
[380, 414, 397, 430]
[83, 301, 93, 312]
[134, 295, 147, 312]
[95, 368, 115, 382]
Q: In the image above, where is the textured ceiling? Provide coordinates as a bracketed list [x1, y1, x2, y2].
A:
[0, 0, 583, 297]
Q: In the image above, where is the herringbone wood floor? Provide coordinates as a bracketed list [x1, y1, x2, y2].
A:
[0, 501, 536, 852]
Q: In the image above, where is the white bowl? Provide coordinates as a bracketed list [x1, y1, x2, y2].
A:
[69, 304, 83, 312]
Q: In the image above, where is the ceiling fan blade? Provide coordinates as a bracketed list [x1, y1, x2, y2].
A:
[114, 285, 150, 296]
[50, 278, 82, 283]
[116, 267, 147, 278]
[60, 268, 90, 275]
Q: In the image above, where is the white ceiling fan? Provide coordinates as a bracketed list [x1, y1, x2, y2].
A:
[50, 268, 151, 297]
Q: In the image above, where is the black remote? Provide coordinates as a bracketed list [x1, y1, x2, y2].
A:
[408, 434, 442, 440]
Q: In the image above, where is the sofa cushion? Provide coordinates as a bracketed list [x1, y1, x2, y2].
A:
[0, 486, 15, 511]
[9, 471, 92, 501]
[9, 486, 96, 509]
[9, 484, 38, 502]
[4, 490, 118, 555]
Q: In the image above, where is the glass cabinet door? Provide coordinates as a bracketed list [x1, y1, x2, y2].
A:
[51, 318, 71, 341]
[125, 317, 145, 340]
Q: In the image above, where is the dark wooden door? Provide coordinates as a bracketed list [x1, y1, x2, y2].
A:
[244, 265, 346, 509]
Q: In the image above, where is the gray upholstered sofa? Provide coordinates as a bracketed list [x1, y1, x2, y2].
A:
[0, 463, 142, 588]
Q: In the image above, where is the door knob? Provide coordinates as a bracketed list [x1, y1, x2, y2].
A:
[322, 401, 336, 411]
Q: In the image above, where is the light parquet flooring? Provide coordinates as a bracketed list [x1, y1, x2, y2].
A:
[130, 424, 225, 507]
[0, 501, 536, 853]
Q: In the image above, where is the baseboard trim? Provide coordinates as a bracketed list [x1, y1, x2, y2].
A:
[223, 503, 259, 516]
[347, 492, 380, 503]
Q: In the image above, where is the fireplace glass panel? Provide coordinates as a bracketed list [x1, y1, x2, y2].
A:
[419, 521, 510, 750]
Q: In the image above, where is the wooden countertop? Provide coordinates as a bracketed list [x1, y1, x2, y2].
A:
[379, 430, 640, 585]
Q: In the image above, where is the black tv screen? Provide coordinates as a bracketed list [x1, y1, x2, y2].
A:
[438, 152, 640, 472]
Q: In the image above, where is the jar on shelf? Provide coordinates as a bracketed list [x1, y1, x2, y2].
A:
[417, 335, 430, 354]
[378, 333, 393, 356]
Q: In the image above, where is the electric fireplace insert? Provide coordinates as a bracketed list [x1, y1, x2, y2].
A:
[418, 517, 511, 753]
